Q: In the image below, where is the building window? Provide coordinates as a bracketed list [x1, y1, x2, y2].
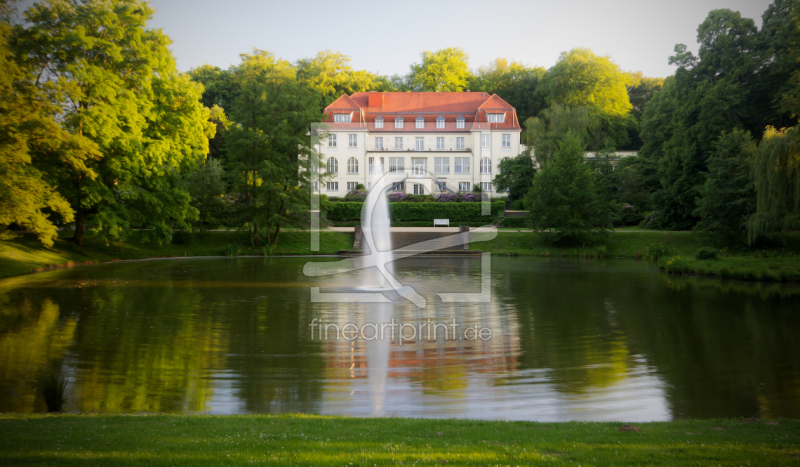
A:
[391, 182, 405, 192]
[435, 181, 447, 192]
[312, 181, 319, 192]
[502, 134, 511, 148]
[456, 137, 465, 150]
[458, 182, 470, 192]
[481, 134, 491, 148]
[334, 114, 351, 123]
[395, 117, 403, 128]
[395, 137, 403, 150]
[375, 137, 383, 150]
[456, 116, 465, 129]
[327, 181, 338, 191]
[412, 158, 427, 176]
[436, 116, 445, 129]
[347, 157, 358, 174]
[415, 137, 424, 151]
[327, 157, 338, 174]
[436, 137, 444, 149]
[480, 157, 491, 174]
[348, 134, 357, 148]
[375, 116, 383, 128]
[416, 116, 424, 128]
[328, 134, 336, 147]
[347, 182, 357, 191]
[368, 157, 374, 174]
[487, 113, 505, 123]
[413, 183, 425, 195]
[481, 182, 492, 192]
[389, 157, 404, 173]
[434, 157, 449, 174]
[369, 157, 384, 174]
[454, 157, 469, 174]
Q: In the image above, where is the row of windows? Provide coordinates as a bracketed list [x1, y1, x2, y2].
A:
[326, 156, 495, 174]
[319, 181, 494, 192]
[328, 134, 511, 149]
[337, 114, 505, 128]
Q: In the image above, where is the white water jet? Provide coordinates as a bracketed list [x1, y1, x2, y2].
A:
[359, 162, 398, 290]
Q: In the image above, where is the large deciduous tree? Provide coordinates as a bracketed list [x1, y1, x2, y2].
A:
[521, 104, 591, 168]
[409, 47, 471, 92]
[493, 154, 536, 203]
[17, 0, 214, 245]
[297, 50, 378, 107]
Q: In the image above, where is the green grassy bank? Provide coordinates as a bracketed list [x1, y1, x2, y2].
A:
[659, 255, 800, 282]
[0, 414, 797, 466]
[0, 231, 354, 279]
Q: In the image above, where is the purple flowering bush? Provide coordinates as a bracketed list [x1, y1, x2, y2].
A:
[389, 192, 409, 202]
[433, 193, 458, 202]
[460, 192, 488, 202]
[344, 190, 366, 201]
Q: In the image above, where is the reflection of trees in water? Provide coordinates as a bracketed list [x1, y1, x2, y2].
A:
[0, 299, 76, 412]
[503, 258, 800, 418]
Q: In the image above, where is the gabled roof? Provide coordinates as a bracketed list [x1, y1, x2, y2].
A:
[478, 94, 515, 111]
[327, 93, 361, 111]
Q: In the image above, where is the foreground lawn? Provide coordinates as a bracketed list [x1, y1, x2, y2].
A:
[0, 231, 354, 279]
[0, 414, 797, 466]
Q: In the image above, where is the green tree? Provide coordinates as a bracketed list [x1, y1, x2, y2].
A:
[521, 104, 591, 168]
[493, 154, 536, 202]
[525, 131, 608, 245]
[410, 47, 471, 92]
[187, 158, 227, 234]
[226, 49, 322, 247]
[17, 0, 214, 245]
[747, 125, 800, 242]
[297, 50, 378, 107]
[693, 129, 756, 243]
[472, 58, 547, 122]
[0, 2, 97, 246]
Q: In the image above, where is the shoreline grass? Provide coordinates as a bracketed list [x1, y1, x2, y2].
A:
[0, 414, 797, 466]
[659, 255, 800, 282]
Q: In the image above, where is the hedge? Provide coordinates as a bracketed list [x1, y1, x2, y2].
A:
[498, 217, 529, 228]
[323, 201, 504, 222]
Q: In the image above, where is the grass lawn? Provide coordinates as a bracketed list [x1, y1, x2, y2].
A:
[0, 230, 354, 279]
[0, 414, 797, 466]
[659, 255, 800, 282]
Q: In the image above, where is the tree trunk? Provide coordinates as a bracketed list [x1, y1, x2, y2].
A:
[272, 223, 281, 248]
[71, 210, 85, 246]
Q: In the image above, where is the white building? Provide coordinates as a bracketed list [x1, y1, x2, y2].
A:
[317, 91, 523, 197]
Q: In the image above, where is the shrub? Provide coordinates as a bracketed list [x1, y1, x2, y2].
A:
[323, 200, 505, 222]
[344, 190, 366, 202]
[224, 244, 240, 257]
[694, 247, 720, 260]
[644, 243, 674, 260]
[389, 193, 409, 202]
[460, 192, 487, 202]
[39, 372, 68, 412]
[499, 217, 528, 228]
[509, 199, 526, 210]
[433, 193, 459, 202]
[616, 204, 641, 227]
[171, 231, 192, 245]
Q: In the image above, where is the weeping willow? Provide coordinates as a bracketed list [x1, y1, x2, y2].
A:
[747, 126, 800, 243]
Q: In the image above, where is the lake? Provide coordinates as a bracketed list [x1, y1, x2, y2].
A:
[1, 256, 799, 421]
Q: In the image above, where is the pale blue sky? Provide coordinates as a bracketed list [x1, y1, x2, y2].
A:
[22, 0, 776, 78]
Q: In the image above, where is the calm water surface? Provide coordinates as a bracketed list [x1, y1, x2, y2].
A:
[1, 256, 799, 421]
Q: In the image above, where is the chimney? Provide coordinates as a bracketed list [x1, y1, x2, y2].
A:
[368, 92, 383, 108]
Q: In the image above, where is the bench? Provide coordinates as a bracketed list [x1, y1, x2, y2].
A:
[433, 219, 450, 227]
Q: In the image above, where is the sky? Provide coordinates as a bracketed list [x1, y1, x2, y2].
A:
[16, 0, 775, 78]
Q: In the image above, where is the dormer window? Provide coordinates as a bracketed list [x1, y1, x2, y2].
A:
[395, 116, 403, 129]
[487, 113, 505, 123]
[334, 113, 351, 123]
[416, 116, 425, 128]
[375, 116, 384, 129]
[436, 116, 445, 129]
[456, 116, 465, 129]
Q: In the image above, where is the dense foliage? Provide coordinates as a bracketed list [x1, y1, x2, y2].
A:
[324, 200, 504, 222]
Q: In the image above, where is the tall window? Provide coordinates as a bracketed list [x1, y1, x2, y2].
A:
[454, 157, 469, 174]
[481, 134, 491, 148]
[415, 137, 424, 151]
[375, 137, 383, 150]
[416, 116, 424, 128]
[436, 137, 444, 149]
[502, 134, 511, 148]
[328, 134, 336, 147]
[389, 157, 404, 173]
[334, 114, 351, 123]
[394, 137, 403, 150]
[369, 157, 384, 174]
[395, 117, 403, 128]
[436, 116, 445, 128]
[390, 182, 405, 192]
[481, 182, 492, 192]
[456, 116, 465, 129]
[327, 181, 338, 191]
[347, 157, 358, 174]
[435, 181, 447, 192]
[456, 137, 465, 150]
[412, 158, 427, 176]
[348, 134, 357, 148]
[413, 183, 425, 195]
[347, 182, 357, 191]
[375, 116, 384, 128]
[487, 113, 505, 123]
[480, 157, 491, 174]
[458, 182, 470, 192]
[434, 157, 449, 174]
[327, 157, 338, 174]
[368, 157, 374, 174]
